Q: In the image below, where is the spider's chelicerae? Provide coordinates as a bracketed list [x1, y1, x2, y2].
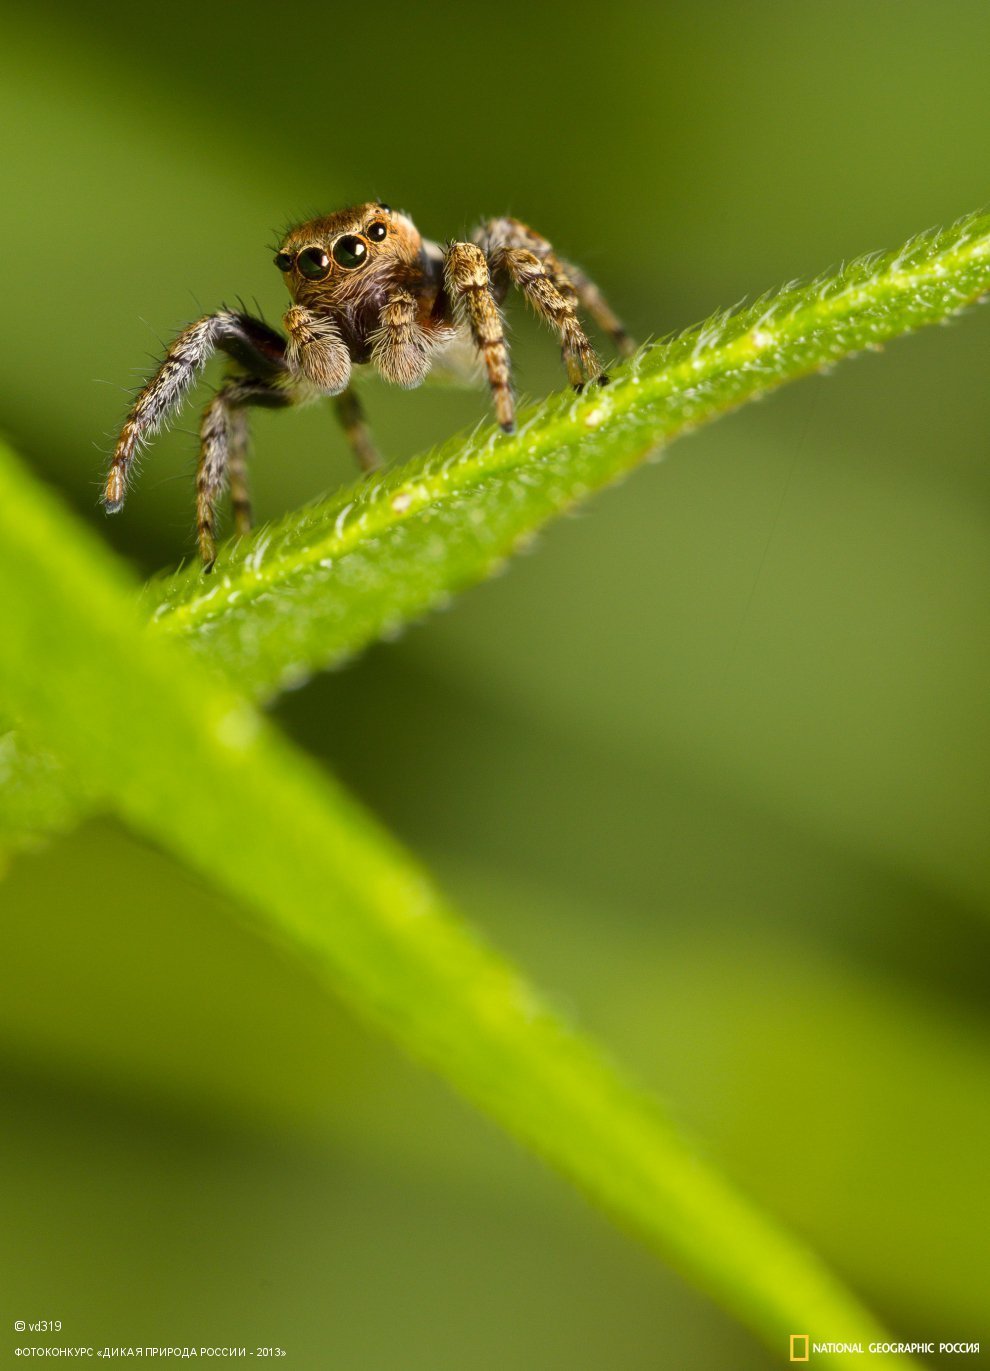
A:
[103, 204, 634, 569]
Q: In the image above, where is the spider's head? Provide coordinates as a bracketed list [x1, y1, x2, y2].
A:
[273, 203, 421, 308]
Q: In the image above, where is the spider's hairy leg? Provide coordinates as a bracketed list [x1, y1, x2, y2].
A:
[334, 387, 381, 473]
[103, 311, 287, 512]
[197, 377, 291, 571]
[499, 246, 604, 389]
[444, 242, 514, 432]
[283, 305, 352, 393]
[370, 288, 443, 389]
[477, 216, 634, 366]
[226, 407, 253, 536]
[555, 256, 636, 358]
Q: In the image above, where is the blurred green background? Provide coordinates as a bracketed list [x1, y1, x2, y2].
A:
[2, 0, 989, 1364]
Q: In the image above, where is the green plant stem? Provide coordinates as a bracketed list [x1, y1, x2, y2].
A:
[0, 436, 915, 1366]
[7, 210, 990, 856]
[144, 209, 990, 701]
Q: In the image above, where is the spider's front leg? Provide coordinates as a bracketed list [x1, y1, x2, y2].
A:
[443, 243, 515, 432]
[102, 311, 288, 513]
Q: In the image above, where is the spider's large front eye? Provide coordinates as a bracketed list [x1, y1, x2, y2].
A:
[273, 251, 294, 272]
[297, 246, 331, 280]
[366, 221, 388, 243]
[332, 235, 368, 270]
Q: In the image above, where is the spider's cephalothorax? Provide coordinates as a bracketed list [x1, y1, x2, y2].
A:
[103, 203, 634, 569]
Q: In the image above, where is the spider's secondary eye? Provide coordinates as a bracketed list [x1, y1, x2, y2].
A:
[376, 202, 391, 214]
[366, 221, 388, 243]
[297, 247, 331, 280]
[332, 235, 369, 269]
[273, 251, 294, 272]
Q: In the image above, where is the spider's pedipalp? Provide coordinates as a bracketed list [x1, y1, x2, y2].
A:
[283, 305, 352, 393]
[370, 289, 442, 389]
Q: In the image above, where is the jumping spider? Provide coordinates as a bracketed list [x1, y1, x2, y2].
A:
[103, 204, 634, 569]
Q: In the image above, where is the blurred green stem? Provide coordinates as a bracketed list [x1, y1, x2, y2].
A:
[0, 437, 912, 1366]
